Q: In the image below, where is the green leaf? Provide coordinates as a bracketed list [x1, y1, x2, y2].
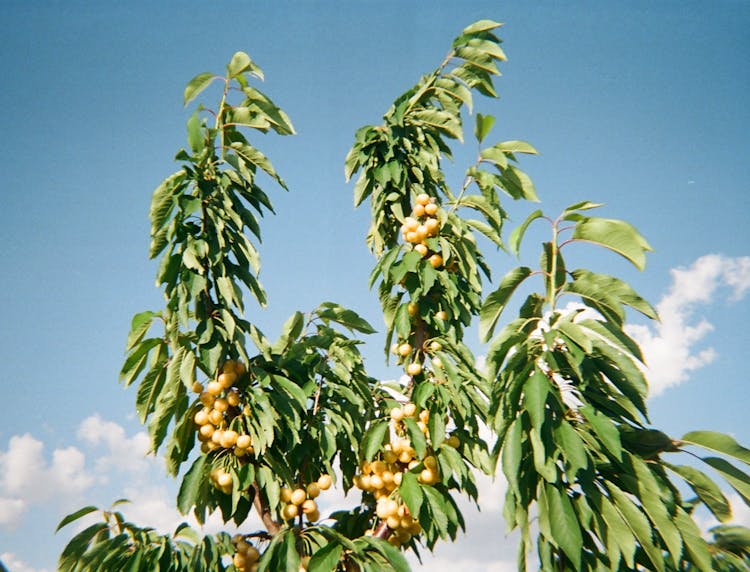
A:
[580, 405, 622, 461]
[665, 462, 732, 522]
[493, 140, 538, 155]
[272, 311, 304, 353]
[126, 311, 158, 351]
[308, 542, 343, 572]
[571, 217, 652, 271]
[361, 420, 389, 462]
[474, 113, 494, 143]
[480, 266, 532, 341]
[399, 471, 423, 518]
[702, 457, 750, 505]
[673, 506, 714, 572]
[316, 302, 376, 334]
[462, 19, 503, 35]
[227, 51, 261, 79]
[177, 455, 208, 515]
[508, 209, 543, 256]
[56, 505, 100, 532]
[681, 431, 750, 466]
[546, 484, 583, 569]
[187, 112, 203, 153]
[524, 370, 549, 432]
[183, 72, 216, 106]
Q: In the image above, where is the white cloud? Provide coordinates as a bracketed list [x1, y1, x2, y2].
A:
[0, 497, 26, 528]
[0, 434, 94, 528]
[0, 552, 50, 572]
[76, 414, 152, 478]
[625, 254, 750, 396]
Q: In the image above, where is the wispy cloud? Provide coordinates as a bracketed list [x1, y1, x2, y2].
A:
[0, 552, 50, 572]
[625, 254, 750, 396]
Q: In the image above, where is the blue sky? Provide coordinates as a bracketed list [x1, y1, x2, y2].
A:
[0, 2, 748, 570]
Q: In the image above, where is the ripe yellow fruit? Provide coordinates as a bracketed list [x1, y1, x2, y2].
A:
[429, 340, 442, 352]
[234, 447, 247, 457]
[412, 203, 425, 217]
[192, 381, 204, 393]
[383, 450, 398, 464]
[435, 310, 448, 321]
[306, 508, 320, 522]
[290, 488, 307, 506]
[218, 371, 237, 388]
[424, 202, 438, 216]
[407, 302, 418, 316]
[393, 472, 403, 486]
[403, 217, 419, 232]
[390, 343, 400, 355]
[415, 225, 428, 241]
[208, 409, 223, 426]
[414, 243, 428, 256]
[390, 406, 405, 422]
[406, 362, 422, 376]
[199, 392, 215, 406]
[424, 456, 438, 471]
[405, 231, 419, 243]
[397, 343, 412, 357]
[220, 430, 238, 448]
[431, 357, 443, 369]
[213, 398, 229, 413]
[206, 381, 223, 396]
[217, 472, 232, 488]
[402, 403, 417, 417]
[424, 217, 440, 236]
[399, 449, 415, 464]
[376, 498, 399, 519]
[281, 503, 299, 520]
[429, 253, 443, 268]
[227, 391, 241, 406]
[299, 555, 311, 571]
[280, 487, 293, 503]
[419, 468, 439, 485]
[317, 474, 332, 490]
[198, 424, 215, 439]
[245, 546, 260, 562]
[301, 499, 317, 514]
[194, 409, 209, 425]
[234, 552, 248, 568]
[236, 434, 252, 449]
[415, 193, 430, 206]
[307, 482, 320, 499]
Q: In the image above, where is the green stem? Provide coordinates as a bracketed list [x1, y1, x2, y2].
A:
[548, 222, 559, 311]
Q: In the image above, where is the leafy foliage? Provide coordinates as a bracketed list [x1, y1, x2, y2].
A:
[58, 22, 750, 572]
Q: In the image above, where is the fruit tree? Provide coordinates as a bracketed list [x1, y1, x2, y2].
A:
[57, 20, 750, 572]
